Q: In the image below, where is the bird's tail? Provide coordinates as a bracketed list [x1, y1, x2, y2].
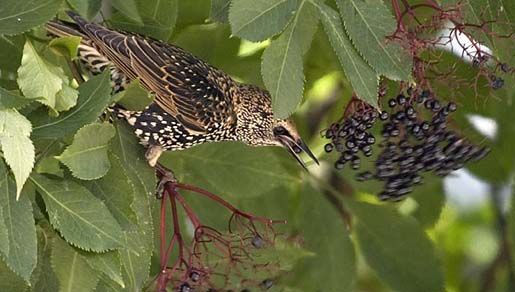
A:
[45, 19, 87, 40]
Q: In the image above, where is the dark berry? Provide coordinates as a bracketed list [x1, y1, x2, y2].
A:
[324, 143, 334, 153]
[501, 63, 510, 73]
[397, 94, 407, 105]
[335, 161, 345, 170]
[447, 102, 457, 112]
[179, 283, 191, 292]
[388, 99, 397, 107]
[190, 271, 201, 282]
[492, 77, 504, 89]
[325, 129, 334, 138]
[380, 111, 389, 120]
[261, 279, 274, 290]
[251, 234, 265, 248]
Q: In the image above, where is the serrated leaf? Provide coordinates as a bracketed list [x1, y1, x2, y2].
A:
[0, 160, 37, 282]
[30, 71, 112, 139]
[17, 40, 63, 108]
[56, 123, 115, 180]
[345, 200, 444, 292]
[210, 0, 231, 23]
[29, 173, 125, 252]
[229, 0, 297, 42]
[0, 87, 33, 110]
[0, 207, 8, 259]
[337, 0, 412, 81]
[262, 0, 319, 118]
[111, 79, 154, 111]
[51, 238, 100, 292]
[54, 83, 79, 113]
[82, 154, 138, 230]
[287, 185, 356, 291]
[0, 109, 35, 199]
[110, 0, 178, 40]
[84, 251, 125, 288]
[110, 122, 156, 289]
[49, 36, 82, 60]
[163, 142, 301, 199]
[67, 0, 102, 19]
[0, 257, 27, 291]
[0, 0, 64, 35]
[315, 2, 379, 106]
[31, 223, 59, 292]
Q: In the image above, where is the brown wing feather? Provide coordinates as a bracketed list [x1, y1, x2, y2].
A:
[69, 13, 236, 133]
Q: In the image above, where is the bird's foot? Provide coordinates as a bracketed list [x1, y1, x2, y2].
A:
[155, 163, 177, 199]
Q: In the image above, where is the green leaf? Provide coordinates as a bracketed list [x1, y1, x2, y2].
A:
[229, 0, 297, 42]
[82, 154, 138, 230]
[162, 142, 301, 199]
[49, 36, 82, 60]
[110, 122, 155, 289]
[0, 257, 28, 291]
[345, 200, 444, 292]
[111, 0, 143, 24]
[29, 173, 125, 252]
[0, 109, 35, 199]
[30, 71, 112, 139]
[210, 0, 231, 23]
[17, 40, 64, 108]
[51, 238, 100, 292]
[0, 0, 64, 35]
[261, 0, 319, 118]
[111, 80, 154, 111]
[54, 83, 79, 112]
[56, 123, 115, 180]
[0, 35, 24, 77]
[0, 207, 7, 258]
[0, 87, 33, 110]
[0, 160, 37, 282]
[110, 0, 178, 40]
[31, 223, 59, 292]
[336, 0, 412, 81]
[67, 0, 102, 20]
[84, 251, 125, 288]
[118, 232, 150, 291]
[287, 185, 356, 291]
[315, 2, 379, 106]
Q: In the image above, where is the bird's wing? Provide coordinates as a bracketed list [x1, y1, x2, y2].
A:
[73, 15, 236, 133]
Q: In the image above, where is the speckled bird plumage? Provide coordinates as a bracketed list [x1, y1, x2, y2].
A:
[46, 11, 318, 167]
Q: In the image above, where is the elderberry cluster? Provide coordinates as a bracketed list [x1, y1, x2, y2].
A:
[324, 110, 379, 171]
[325, 90, 490, 201]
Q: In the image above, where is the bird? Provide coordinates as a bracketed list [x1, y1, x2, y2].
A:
[45, 11, 318, 168]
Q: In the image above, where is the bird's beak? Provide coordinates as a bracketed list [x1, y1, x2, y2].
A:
[276, 135, 319, 170]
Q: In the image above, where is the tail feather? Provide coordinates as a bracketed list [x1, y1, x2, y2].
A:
[45, 20, 86, 39]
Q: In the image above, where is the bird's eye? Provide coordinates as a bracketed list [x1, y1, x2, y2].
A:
[273, 126, 288, 136]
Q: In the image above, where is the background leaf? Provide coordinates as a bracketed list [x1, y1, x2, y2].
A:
[0, 160, 37, 282]
[30, 173, 125, 252]
[229, 0, 297, 42]
[83, 251, 125, 288]
[56, 123, 115, 180]
[210, 0, 231, 23]
[345, 200, 444, 292]
[110, 0, 178, 40]
[162, 142, 301, 199]
[0, 0, 63, 35]
[51, 237, 100, 292]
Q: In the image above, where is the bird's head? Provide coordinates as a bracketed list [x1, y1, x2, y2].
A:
[234, 84, 318, 169]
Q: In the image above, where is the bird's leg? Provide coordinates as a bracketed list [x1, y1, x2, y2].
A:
[155, 163, 176, 199]
[145, 145, 164, 167]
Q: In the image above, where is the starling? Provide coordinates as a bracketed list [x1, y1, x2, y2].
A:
[46, 12, 318, 168]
